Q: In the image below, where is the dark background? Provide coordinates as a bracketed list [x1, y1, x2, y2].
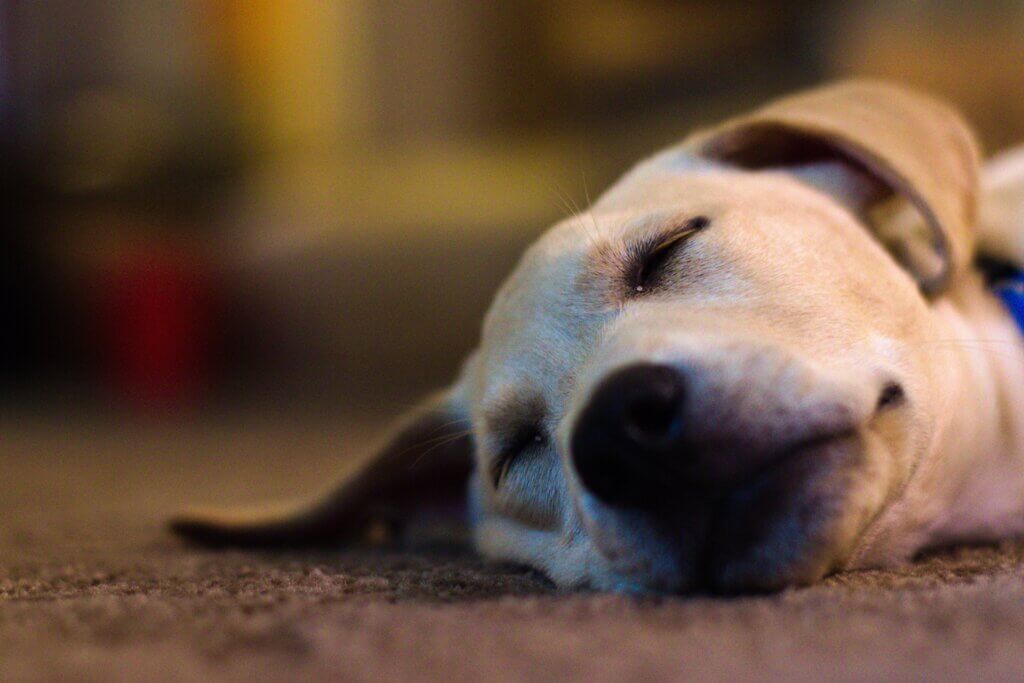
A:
[4, 0, 1024, 414]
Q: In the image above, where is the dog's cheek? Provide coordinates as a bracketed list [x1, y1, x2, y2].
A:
[471, 513, 608, 589]
[836, 395, 926, 570]
[832, 431, 906, 570]
[466, 475, 486, 530]
[498, 453, 566, 531]
[709, 433, 895, 592]
[472, 515, 541, 569]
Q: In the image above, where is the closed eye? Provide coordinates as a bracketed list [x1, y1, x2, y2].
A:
[628, 215, 709, 295]
[491, 425, 546, 488]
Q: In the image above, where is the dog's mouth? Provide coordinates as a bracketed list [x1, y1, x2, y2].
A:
[576, 433, 864, 594]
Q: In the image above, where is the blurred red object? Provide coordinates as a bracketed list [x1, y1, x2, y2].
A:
[94, 240, 218, 410]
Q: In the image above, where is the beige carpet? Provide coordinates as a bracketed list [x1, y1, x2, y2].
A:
[4, 413, 1024, 682]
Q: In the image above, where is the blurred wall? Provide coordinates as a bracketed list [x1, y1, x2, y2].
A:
[4, 0, 1024, 410]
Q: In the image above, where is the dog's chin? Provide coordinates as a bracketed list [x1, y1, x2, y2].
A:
[577, 435, 866, 594]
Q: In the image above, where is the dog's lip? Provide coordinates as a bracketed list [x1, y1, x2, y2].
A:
[713, 426, 858, 489]
[575, 429, 861, 594]
[574, 488, 708, 593]
[702, 431, 861, 593]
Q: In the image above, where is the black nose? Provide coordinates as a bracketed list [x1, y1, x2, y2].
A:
[571, 363, 687, 508]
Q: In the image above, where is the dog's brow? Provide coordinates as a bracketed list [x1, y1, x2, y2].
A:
[579, 213, 711, 305]
[482, 391, 546, 443]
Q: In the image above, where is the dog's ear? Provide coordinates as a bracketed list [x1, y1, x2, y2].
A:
[690, 80, 981, 296]
[169, 387, 473, 548]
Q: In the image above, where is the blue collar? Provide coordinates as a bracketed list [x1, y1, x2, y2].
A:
[994, 270, 1024, 335]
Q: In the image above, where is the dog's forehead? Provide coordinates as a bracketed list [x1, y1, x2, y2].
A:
[473, 163, 913, 404]
[485, 167, 753, 313]
[474, 171, 738, 402]
[477, 221, 601, 401]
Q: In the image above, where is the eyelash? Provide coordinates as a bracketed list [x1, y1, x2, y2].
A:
[491, 426, 546, 488]
[628, 215, 709, 294]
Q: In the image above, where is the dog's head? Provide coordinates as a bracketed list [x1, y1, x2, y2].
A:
[173, 82, 983, 593]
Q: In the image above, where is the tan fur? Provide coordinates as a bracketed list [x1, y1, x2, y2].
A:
[172, 82, 1024, 594]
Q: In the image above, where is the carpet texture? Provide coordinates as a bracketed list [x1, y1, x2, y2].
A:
[4, 414, 1024, 681]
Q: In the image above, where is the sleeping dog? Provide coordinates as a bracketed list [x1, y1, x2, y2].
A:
[172, 81, 1024, 594]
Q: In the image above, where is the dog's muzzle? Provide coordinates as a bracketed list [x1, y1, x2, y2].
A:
[570, 362, 860, 592]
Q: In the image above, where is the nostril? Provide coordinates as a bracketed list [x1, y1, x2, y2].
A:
[571, 363, 687, 507]
[876, 381, 906, 411]
[625, 385, 685, 445]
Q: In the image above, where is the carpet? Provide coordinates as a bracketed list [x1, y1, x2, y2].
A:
[3, 413, 1024, 681]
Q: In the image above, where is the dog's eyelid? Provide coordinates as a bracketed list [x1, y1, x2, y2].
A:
[629, 215, 710, 294]
[491, 423, 547, 488]
[658, 215, 710, 250]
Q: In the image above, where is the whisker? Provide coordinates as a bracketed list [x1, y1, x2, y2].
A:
[581, 168, 602, 247]
[380, 428, 474, 469]
[408, 429, 474, 469]
[902, 337, 1024, 359]
[548, 184, 579, 221]
[913, 338, 1024, 346]
[422, 415, 473, 438]
[551, 180, 600, 248]
[564, 182, 585, 222]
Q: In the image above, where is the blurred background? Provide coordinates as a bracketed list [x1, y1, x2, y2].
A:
[4, 0, 1024, 416]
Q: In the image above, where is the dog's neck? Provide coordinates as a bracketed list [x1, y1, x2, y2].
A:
[916, 276, 1024, 548]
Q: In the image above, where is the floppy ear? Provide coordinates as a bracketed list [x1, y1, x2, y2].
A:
[979, 145, 1024, 268]
[688, 80, 981, 296]
[170, 387, 473, 547]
